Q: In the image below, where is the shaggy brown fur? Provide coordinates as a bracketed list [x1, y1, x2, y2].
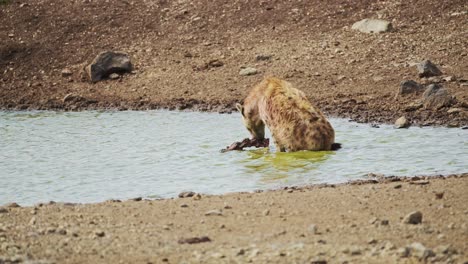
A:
[236, 77, 336, 152]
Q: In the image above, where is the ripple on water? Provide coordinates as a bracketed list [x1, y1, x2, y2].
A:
[0, 110, 467, 205]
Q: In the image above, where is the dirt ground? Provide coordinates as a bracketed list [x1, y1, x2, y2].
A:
[1, 175, 468, 263]
[1, 1, 468, 263]
[1, 0, 467, 126]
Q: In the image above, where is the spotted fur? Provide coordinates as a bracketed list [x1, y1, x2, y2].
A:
[236, 77, 336, 152]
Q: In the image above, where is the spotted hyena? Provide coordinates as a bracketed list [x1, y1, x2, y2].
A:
[236, 77, 339, 152]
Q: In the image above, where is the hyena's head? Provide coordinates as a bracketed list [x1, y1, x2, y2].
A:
[236, 102, 265, 140]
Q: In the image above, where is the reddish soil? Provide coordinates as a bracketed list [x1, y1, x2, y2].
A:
[1, 0, 467, 126]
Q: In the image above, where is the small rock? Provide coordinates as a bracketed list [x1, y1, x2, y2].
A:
[369, 217, 378, 224]
[239, 67, 258, 76]
[180, 204, 188, 208]
[193, 193, 202, 200]
[208, 59, 224, 68]
[351, 19, 392, 33]
[308, 224, 318, 234]
[131, 197, 142, 201]
[205, 209, 223, 216]
[368, 238, 378, 244]
[0, 208, 8, 213]
[395, 116, 410, 128]
[85, 51, 133, 83]
[443, 76, 455, 82]
[61, 68, 73, 77]
[403, 211, 423, 224]
[417, 60, 442, 78]
[95, 230, 105, 237]
[434, 191, 444, 199]
[397, 247, 410, 258]
[109, 73, 120, 80]
[255, 54, 272, 61]
[178, 191, 195, 198]
[29, 217, 36, 226]
[236, 248, 245, 256]
[399, 80, 424, 95]
[178, 236, 211, 244]
[262, 209, 270, 216]
[409, 242, 435, 260]
[310, 260, 327, 264]
[380, 219, 389, 225]
[5, 202, 20, 208]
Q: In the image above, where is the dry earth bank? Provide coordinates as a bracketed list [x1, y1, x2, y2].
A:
[1, 0, 467, 126]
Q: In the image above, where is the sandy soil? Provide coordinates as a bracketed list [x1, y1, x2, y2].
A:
[1, 0, 467, 126]
[1, 175, 467, 263]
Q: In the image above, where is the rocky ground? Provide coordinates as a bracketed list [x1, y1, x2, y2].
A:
[1, 175, 468, 263]
[1, 0, 467, 126]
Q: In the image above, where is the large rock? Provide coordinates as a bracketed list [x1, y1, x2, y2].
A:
[399, 80, 424, 95]
[351, 19, 392, 33]
[417, 60, 442, 78]
[422, 84, 454, 109]
[85, 51, 133, 83]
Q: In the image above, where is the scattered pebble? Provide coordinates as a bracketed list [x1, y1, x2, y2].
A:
[178, 191, 195, 198]
[5, 203, 20, 208]
[178, 236, 211, 244]
[409, 242, 435, 260]
[193, 193, 202, 200]
[61, 68, 73, 77]
[434, 191, 444, 199]
[351, 19, 392, 33]
[394, 116, 410, 129]
[397, 247, 410, 258]
[255, 54, 272, 61]
[109, 73, 120, 80]
[308, 224, 318, 234]
[369, 217, 378, 224]
[95, 230, 105, 237]
[262, 209, 270, 216]
[205, 209, 223, 216]
[409, 180, 430, 185]
[239, 67, 258, 76]
[180, 204, 188, 208]
[402, 211, 423, 224]
[417, 60, 442, 78]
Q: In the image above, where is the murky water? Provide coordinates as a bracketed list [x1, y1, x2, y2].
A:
[0, 111, 466, 205]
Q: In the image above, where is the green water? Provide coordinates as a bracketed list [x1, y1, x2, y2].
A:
[0, 111, 466, 205]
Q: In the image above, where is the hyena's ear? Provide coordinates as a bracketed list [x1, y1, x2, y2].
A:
[236, 103, 244, 117]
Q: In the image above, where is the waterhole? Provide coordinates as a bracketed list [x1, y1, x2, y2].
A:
[0, 111, 466, 205]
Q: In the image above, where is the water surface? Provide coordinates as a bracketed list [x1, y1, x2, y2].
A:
[0, 111, 466, 205]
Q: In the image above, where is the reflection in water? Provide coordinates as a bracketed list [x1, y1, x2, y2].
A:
[243, 149, 334, 182]
[0, 110, 467, 205]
